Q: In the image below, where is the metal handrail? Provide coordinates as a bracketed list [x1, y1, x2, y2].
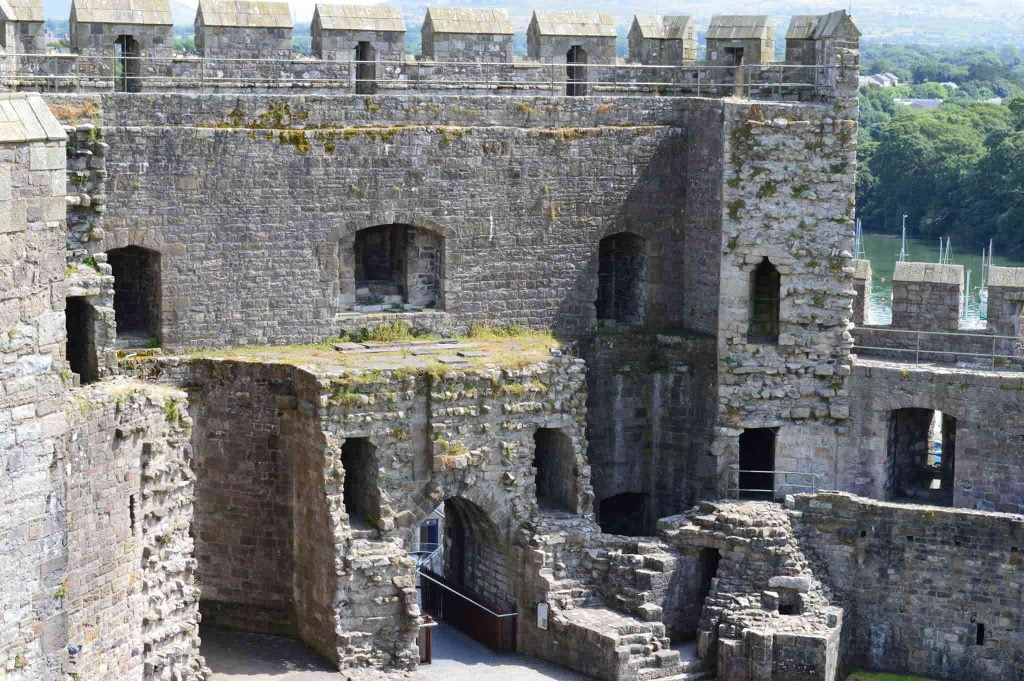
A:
[3, 53, 838, 98]
[417, 569, 517, 619]
[852, 326, 1024, 369]
[726, 468, 820, 499]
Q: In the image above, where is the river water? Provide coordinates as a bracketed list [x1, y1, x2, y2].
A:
[860, 234, 1024, 326]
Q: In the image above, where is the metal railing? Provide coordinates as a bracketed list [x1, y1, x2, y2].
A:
[853, 327, 1024, 370]
[1, 53, 840, 100]
[418, 568, 517, 653]
[726, 468, 820, 500]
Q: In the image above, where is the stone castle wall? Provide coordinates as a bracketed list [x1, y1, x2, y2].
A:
[713, 99, 858, 492]
[63, 93, 701, 349]
[842, 360, 1024, 514]
[0, 96, 72, 681]
[64, 381, 202, 681]
[795, 492, 1024, 681]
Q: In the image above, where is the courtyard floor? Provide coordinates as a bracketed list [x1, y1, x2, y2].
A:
[203, 624, 593, 681]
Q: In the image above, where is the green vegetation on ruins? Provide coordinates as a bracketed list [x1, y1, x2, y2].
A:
[845, 672, 940, 681]
[180, 321, 561, 375]
[857, 43, 1024, 256]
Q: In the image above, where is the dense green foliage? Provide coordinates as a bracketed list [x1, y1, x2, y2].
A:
[858, 44, 1024, 255]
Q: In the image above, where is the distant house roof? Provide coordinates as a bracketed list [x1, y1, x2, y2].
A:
[424, 7, 512, 35]
[632, 15, 693, 40]
[707, 15, 772, 41]
[0, 0, 43, 23]
[786, 10, 860, 40]
[530, 10, 615, 38]
[198, 0, 292, 28]
[71, 0, 173, 25]
[893, 98, 943, 110]
[314, 4, 404, 32]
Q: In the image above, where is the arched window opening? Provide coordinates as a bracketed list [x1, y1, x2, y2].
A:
[66, 296, 99, 385]
[340, 437, 381, 527]
[354, 224, 443, 311]
[114, 35, 141, 93]
[566, 45, 587, 96]
[598, 492, 654, 536]
[596, 232, 646, 325]
[738, 428, 776, 500]
[533, 428, 577, 513]
[108, 246, 161, 348]
[749, 257, 780, 344]
[886, 408, 956, 506]
[354, 41, 377, 94]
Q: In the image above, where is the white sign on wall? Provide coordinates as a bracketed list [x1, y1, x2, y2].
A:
[537, 602, 549, 630]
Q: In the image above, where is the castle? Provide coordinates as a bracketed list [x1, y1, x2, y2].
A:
[2, 4, 1023, 681]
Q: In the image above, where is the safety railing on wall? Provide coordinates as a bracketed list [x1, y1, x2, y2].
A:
[1, 53, 839, 100]
[418, 568, 517, 653]
[726, 468, 820, 500]
[852, 327, 1024, 370]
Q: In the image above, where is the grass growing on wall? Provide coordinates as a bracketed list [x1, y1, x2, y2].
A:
[846, 672, 941, 681]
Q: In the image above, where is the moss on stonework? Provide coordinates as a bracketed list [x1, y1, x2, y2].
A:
[726, 199, 746, 220]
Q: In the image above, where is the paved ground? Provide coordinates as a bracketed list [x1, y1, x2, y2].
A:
[203, 624, 593, 681]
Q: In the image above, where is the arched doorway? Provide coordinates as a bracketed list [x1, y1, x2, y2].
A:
[114, 34, 141, 93]
[416, 497, 515, 653]
[354, 41, 377, 94]
[886, 408, 956, 505]
[596, 232, 646, 325]
[107, 245, 161, 347]
[566, 45, 587, 96]
[353, 224, 443, 310]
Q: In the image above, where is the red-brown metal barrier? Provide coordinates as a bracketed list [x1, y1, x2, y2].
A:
[419, 568, 517, 654]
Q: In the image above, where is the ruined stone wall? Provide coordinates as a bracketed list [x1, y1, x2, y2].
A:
[842, 359, 1024, 513]
[714, 99, 857, 493]
[795, 492, 1024, 681]
[185, 360, 300, 636]
[63, 380, 202, 681]
[59, 93, 702, 350]
[0, 96, 70, 681]
[581, 332, 717, 528]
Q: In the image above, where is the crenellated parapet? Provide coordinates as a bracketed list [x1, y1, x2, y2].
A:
[2, 7, 860, 103]
[891, 261, 964, 332]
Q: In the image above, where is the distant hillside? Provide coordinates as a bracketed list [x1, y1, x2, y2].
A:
[37, 0, 1024, 46]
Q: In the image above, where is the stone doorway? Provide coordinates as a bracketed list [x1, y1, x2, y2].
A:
[65, 296, 99, 385]
[749, 257, 780, 344]
[114, 34, 141, 93]
[886, 408, 956, 506]
[418, 497, 516, 654]
[738, 428, 776, 500]
[355, 41, 377, 94]
[566, 45, 587, 96]
[597, 491, 654, 536]
[341, 437, 381, 528]
[108, 245, 161, 348]
[533, 428, 577, 512]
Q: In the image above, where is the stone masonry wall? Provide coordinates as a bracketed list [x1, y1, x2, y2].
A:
[581, 331, 717, 527]
[842, 359, 1024, 514]
[63, 380, 202, 681]
[48, 93, 734, 350]
[795, 492, 1024, 681]
[186, 360, 300, 636]
[0, 95, 69, 681]
[714, 99, 857, 493]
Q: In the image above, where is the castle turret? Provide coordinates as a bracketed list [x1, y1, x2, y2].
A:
[627, 15, 696, 65]
[420, 7, 513, 63]
[195, 0, 293, 61]
[706, 15, 774, 66]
